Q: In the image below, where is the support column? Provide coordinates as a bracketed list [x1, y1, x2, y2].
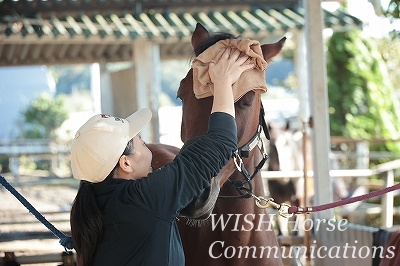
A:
[133, 40, 161, 143]
[90, 63, 102, 114]
[99, 62, 114, 115]
[303, 0, 333, 220]
[295, 30, 310, 124]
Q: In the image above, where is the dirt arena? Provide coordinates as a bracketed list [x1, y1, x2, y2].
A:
[0, 173, 79, 265]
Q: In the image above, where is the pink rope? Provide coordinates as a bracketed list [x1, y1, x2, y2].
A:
[288, 182, 400, 214]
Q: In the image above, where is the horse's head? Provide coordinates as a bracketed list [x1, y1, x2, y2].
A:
[178, 23, 285, 222]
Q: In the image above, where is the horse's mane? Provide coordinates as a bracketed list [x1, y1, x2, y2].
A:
[192, 32, 239, 57]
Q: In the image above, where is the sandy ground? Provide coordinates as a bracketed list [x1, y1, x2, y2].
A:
[0, 173, 79, 265]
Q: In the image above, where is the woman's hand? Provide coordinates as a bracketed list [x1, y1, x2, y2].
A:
[209, 47, 254, 117]
[209, 47, 254, 86]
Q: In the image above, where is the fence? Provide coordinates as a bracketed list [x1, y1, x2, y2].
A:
[0, 251, 75, 265]
[0, 139, 70, 176]
[262, 159, 400, 228]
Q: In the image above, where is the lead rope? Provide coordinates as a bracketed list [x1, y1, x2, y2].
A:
[252, 180, 400, 217]
[287, 182, 400, 215]
[0, 174, 74, 250]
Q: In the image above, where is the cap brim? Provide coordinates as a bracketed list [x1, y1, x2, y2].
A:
[126, 108, 152, 139]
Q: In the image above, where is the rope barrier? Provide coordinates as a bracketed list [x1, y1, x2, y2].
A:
[0, 175, 74, 250]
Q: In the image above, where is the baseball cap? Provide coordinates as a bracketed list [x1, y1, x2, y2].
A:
[70, 108, 152, 183]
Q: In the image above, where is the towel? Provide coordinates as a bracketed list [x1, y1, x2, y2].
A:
[192, 38, 268, 102]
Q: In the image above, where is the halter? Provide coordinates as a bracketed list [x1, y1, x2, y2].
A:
[218, 104, 293, 218]
[218, 104, 269, 199]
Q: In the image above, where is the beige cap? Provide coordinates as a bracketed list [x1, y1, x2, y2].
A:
[70, 108, 152, 183]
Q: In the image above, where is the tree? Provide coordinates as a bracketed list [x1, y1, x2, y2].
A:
[327, 29, 400, 154]
[376, 37, 400, 92]
[48, 64, 91, 95]
[385, 0, 400, 19]
[21, 93, 69, 139]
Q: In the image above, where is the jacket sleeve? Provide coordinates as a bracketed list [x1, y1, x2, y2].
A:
[126, 112, 237, 219]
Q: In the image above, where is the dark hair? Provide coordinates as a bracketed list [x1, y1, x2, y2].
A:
[70, 138, 134, 265]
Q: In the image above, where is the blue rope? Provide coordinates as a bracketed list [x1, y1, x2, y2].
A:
[0, 174, 74, 250]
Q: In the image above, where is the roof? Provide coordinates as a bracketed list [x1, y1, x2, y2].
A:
[0, 3, 362, 66]
[0, 0, 299, 16]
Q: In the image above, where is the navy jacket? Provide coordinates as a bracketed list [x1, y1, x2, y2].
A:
[91, 112, 237, 265]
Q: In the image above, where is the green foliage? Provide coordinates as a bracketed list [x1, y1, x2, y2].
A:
[376, 37, 400, 92]
[21, 93, 69, 139]
[48, 64, 91, 95]
[327, 29, 400, 153]
[385, 0, 400, 19]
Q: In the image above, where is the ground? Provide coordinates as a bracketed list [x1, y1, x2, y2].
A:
[0, 173, 78, 265]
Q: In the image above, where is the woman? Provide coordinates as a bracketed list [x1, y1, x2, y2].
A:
[70, 48, 254, 265]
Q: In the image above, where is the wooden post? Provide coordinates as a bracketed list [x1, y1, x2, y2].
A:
[99, 62, 114, 115]
[61, 251, 75, 266]
[356, 141, 369, 169]
[382, 169, 394, 228]
[90, 63, 102, 114]
[2, 252, 20, 265]
[133, 40, 161, 143]
[302, 0, 333, 220]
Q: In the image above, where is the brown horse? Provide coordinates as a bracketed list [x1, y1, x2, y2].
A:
[149, 23, 285, 265]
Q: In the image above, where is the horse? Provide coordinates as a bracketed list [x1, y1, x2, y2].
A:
[267, 118, 352, 235]
[267, 120, 313, 236]
[149, 23, 285, 265]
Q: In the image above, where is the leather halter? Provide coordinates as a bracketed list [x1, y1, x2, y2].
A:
[218, 104, 270, 199]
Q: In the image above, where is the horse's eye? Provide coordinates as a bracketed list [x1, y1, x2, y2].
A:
[236, 91, 255, 109]
[237, 100, 253, 109]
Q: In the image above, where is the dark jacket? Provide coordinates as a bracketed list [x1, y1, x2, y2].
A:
[91, 112, 237, 265]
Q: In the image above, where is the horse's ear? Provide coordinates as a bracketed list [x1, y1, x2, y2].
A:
[191, 23, 210, 50]
[261, 37, 287, 61]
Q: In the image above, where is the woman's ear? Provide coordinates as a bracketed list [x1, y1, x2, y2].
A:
[118, 155, 134, 173]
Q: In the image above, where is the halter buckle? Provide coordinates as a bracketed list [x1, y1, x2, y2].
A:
[233, 151, 243, 172]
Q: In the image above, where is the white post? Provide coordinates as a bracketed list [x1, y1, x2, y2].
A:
[356, 141, 369, 169]
[90, 63, 102, 113]
[382, 169, 394, 228]
[99, 62, 114, 115]
[133, 40, 161, 143]
[303, 0, 333, 220]
[294, 30, 310, 124]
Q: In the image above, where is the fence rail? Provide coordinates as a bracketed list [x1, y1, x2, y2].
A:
[261, 159, 400, 228]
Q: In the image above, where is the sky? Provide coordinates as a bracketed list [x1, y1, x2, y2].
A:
[323, 0, 399, 38]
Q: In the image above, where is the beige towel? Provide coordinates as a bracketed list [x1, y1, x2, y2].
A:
[192, 38, 268, 102]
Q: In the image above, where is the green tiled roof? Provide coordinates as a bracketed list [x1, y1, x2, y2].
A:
[1, 7, 361, 40]
[0, 6, 362, 66]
